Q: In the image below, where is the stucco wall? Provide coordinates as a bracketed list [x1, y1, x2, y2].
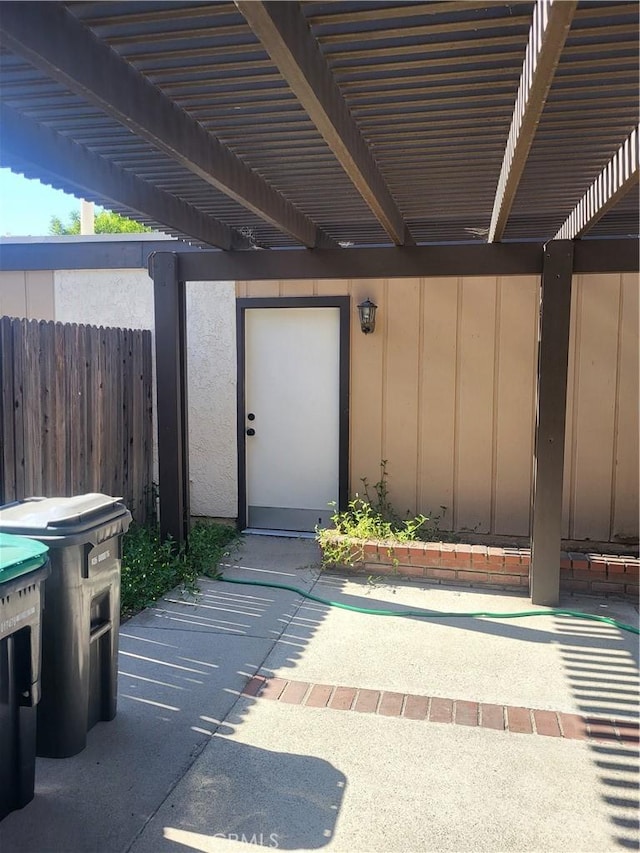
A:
[238, 273, 639, 544]
[185, 281, 238, 519]
[53, 269, 237, 518]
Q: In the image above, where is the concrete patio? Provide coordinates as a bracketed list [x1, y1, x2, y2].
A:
[1, 535, 638, 853]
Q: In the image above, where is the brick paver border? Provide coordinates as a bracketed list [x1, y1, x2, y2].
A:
[242, 675, 639, 745]
[320, 535, 640, 599]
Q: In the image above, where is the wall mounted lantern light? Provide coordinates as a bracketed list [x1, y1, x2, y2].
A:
[357, 298, 377, 334]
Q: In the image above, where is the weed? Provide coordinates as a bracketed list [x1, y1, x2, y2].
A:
[316, 461, 444, 568]
[187, 521, 238, 579]
[360, 460, 405, 528]
[120, 521, 237, 619]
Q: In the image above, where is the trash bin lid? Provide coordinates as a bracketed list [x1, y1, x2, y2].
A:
[0, 494, 124, 533]
[0, 533, 49, 584]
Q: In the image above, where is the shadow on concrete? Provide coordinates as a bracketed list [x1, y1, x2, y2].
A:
[311, 571, 639, 661]
[555, 615, 639, 851]
[1, 536, 637, 852]
[0, 537, 343, 853]
[142, 738, 346, 852]
[285, 570, 640, 851]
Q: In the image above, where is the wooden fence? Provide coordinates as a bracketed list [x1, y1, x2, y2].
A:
[0, 316, 153, 522]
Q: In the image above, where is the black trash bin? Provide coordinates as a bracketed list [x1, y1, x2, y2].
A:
[0, 533, 50, 820]
[0, 495, 131, 758]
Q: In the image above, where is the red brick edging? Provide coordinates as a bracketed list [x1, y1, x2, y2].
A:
[242, 675, 640, 746]
[321, 536, 639, 599]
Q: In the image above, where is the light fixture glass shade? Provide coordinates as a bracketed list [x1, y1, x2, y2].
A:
[357, 298, 377, 334]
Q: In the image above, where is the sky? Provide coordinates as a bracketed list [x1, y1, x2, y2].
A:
[0, 168, 87, 236]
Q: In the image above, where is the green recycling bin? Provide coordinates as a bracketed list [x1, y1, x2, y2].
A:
[0, 495, 131, 759]
[0, 533, 50, 820]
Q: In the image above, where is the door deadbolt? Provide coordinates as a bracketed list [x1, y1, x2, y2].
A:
[247, 413, 256, 421]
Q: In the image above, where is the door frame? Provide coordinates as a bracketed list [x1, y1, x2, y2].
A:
[236, 296, 350, 530]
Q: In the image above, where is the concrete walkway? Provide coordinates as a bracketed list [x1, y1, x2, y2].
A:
[1, 535, 638, 853]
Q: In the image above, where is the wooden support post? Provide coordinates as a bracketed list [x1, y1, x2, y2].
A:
[530, 240, 574, 606]
[151, 252, 190, 546]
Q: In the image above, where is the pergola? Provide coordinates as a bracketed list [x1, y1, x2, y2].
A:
[0, 1, 638, 605]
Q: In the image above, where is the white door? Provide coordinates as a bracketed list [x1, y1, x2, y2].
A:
[244, 307, 340, 531]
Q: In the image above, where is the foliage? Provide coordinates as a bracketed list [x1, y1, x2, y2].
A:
[316, 461, 445, 568]
[360, 459, 415, 528]
[49, 209, 152, 235]
[120, 521, 237, 618]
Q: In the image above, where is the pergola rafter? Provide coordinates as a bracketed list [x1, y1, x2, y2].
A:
[0, 105, 254, 251]
[488, 0, 577, 242]
[235, 0, 414, 246]
[555, 126, 640, 240]
[0, 1, 336, 249]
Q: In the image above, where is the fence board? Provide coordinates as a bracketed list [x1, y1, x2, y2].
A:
[40, 321, 56, 496]
[0, 319, 15, 502]
[120, 327, 129, 504]
[23, 319, 42, 497]
[0, 316, 152, 522]
[142, 329, 153, 520]
[54, 322, 67, 495]
[99, 327, 109, 495]
[131, 330, 143, 520]
[88, 324, 100, 492]
[11, 319, 26, 500]
[76, 323, 87, 496]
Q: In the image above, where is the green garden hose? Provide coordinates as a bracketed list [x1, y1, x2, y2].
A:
[218, 576, 639, 635]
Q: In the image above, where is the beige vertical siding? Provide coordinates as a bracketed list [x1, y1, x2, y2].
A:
[384, 278, 421, 516]
[568, 275, 620, 540]
[612, 273, 639, 541]
[348, 279, 383, 501]
[239, 273, 638, 543]
[565, 273, 639, 543]
[0, 270, 55, 319]
[455, 277, 497, 534]
[494, 276, 539, 536]
[420, 278, 457, 528]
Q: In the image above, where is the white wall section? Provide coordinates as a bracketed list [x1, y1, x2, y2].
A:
[186, 281, 238, 519]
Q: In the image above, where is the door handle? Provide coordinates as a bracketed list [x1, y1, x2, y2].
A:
[246, 428, 256, 436]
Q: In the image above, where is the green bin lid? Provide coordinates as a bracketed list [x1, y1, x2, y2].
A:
[0, 533, 49, 584]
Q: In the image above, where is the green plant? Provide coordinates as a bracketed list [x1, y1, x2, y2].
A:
[120, 521, 237, 619]
[360, 460, 406, 527]
[316, 461, 442, 568]
[187, 521, 238, 579]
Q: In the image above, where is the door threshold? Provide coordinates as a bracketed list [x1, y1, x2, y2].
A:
[242, 528, 317, 540]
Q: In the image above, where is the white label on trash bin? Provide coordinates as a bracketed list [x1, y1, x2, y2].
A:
[1, 605, 36, 636]
[91, 548, 111, 567]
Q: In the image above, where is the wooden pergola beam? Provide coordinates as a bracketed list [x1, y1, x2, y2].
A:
[236, 0, 414, 246]
[555, 126, 639, 239]
[0, 2, 335, 249]
[488, 0, 577, 242]
[165, 239, 638, 283]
